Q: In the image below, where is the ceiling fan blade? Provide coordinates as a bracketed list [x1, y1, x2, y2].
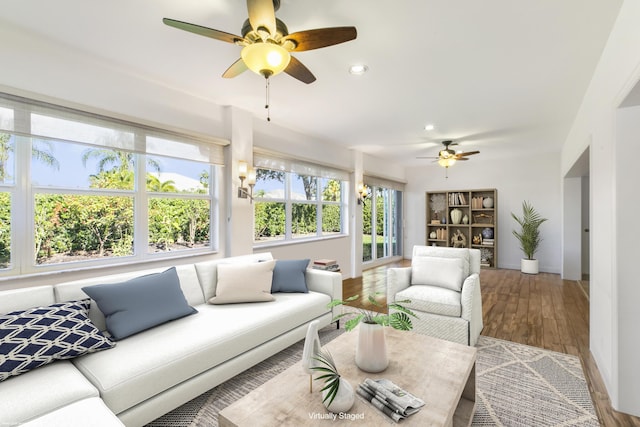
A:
[222, 58, 249, 78]
[454, 157, 469, 161]
[247, 0, 276, 36]
[284, 56, 316, 84]
[455, 151, 480, 157]
[284, 27, 357, 51]
[163, 18, 242, 44]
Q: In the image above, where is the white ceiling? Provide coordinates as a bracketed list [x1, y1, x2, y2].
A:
[0, 0, 623, 166]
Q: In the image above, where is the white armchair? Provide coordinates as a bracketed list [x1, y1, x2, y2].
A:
[387, 246, 483, 346]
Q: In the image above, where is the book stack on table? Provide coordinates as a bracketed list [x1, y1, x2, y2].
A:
[311, 259, 340, 272]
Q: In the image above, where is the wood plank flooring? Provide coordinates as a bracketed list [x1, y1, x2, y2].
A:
[342, 262, 640, 427]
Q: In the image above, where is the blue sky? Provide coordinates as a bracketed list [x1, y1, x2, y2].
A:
[29, 140, 207, 189]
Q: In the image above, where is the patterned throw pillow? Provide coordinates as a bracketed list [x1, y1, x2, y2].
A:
[0, 299, 116, 382]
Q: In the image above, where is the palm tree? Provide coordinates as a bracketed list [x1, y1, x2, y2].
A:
[0, 133, 60, 183]
[146, 174, 177, 192]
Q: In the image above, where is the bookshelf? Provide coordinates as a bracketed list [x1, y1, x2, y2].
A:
[426, 189, 497, 268]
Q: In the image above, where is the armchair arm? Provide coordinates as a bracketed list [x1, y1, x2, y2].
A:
[305, 269, 343, 318]
[386, 267, 412, 304]
[460, 273, 484, 345]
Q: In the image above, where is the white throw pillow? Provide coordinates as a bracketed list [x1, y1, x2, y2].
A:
[208, 260, 276, 304]
[411, 256, 465, 291]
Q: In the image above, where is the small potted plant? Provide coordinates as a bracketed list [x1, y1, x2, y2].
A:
[311, 348, 354, 413]
[511, 200, 547, 274]
[328, 293, 417, 372]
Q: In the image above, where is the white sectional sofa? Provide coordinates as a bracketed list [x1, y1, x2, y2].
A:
[0, 252, 342, 427]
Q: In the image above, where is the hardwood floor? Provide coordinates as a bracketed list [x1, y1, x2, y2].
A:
[342, 262, 640, 427]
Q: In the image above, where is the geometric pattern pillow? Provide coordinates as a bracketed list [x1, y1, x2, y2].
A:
[0, 299, 116, 382]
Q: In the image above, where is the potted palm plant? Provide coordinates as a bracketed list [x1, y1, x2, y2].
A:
[329, 293, 416, 372]
[511, 200, 548, 274]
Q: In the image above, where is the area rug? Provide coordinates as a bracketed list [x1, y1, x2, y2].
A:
[146, 331, 598, 427]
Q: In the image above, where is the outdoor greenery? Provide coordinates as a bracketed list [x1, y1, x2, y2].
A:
[362, 192, 391, 261]
[253, 169, 341, 241]
[0, 135, 211, 267]
[511, 200, 548, 260]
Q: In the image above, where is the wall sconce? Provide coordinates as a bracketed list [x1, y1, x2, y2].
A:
[237, 161, 256, 202]
[357, 183, 369, 205]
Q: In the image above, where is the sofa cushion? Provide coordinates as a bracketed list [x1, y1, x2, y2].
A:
[0, 299, 115, 381]
[0, 286, 55, 314]
[411, 256, 465, 291]
[397, 285, 462, 317]
[0, 360, 99, 426]
[71, 291, 331, 414]
[20, 397, 125, 427]
[412, 246, 471, 278]
[82, 267, 197, 340]
[271, 259, 310, 293]
[209, 260, 276, 304]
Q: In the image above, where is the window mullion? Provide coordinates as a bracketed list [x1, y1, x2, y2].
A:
[316, 178, 322, 237]
[135, 150, 148, 258]
[283, 172, 290, 239]
[14, 135, 32, 273]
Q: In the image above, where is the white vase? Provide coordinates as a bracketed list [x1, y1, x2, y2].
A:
[483, 197, 494, 208]
[355, 323, 388, 373]
[323, 378, 355, 413]
[521, 259, 539, 274]
[450, 208, 462, 225]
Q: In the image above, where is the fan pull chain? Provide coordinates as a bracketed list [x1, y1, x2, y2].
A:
[265, 77, 271, 122]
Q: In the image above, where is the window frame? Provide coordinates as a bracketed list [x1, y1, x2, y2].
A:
[0, 93, 224, 278]
[253, 168, 347, 246]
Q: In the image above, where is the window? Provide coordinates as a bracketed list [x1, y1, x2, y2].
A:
[362, 179, 404, 262]
[253, 165, 347, 244]
[0, 93, 226, 276]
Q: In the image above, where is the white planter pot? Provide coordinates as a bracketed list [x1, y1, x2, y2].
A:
[355, 323, 389, 373]
[323, 378, 355, 413]
[521, 259, 539, 274]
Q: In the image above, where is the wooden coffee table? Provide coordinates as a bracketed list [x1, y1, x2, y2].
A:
[219, 326, 477, 426]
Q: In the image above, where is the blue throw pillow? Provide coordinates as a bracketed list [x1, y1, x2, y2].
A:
[271, 259, 310, 293]
[0, 299, 115, 382]
[82, 267, 197, 340]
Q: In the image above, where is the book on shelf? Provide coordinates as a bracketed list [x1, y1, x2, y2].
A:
[356, 378, 425, 423]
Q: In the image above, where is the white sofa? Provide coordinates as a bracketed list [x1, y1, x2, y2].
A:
[0, 252, 341, 427]
[387, 246, 483, 346]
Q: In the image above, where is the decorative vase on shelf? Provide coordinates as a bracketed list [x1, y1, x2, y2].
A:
[483, 197, 494, 208]
[462, 214, 469, 224]
[429, 231, 437, 239]
[355, 323, 388, 373]
[481, 227, 494, 239]
[450, 208, 463, 225]
[323, 378, 355, 413]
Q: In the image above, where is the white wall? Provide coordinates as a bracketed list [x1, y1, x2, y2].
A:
[404, 151, 562, 273]
[560, 0, 640, 416]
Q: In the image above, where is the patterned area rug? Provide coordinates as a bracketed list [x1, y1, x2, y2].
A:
[146, 331, 598, 427]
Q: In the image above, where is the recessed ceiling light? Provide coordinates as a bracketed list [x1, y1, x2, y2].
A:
[424, 124, 435, 131]
[349, 64, 368, 75]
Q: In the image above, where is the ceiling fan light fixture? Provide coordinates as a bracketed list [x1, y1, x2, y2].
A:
[241, 42, 291, 78]
[438, 157, 456, 168]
